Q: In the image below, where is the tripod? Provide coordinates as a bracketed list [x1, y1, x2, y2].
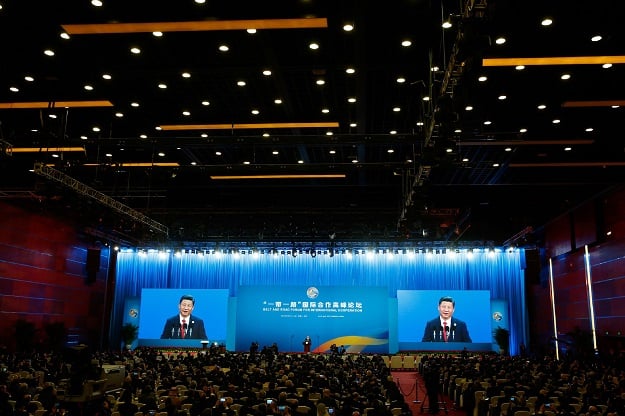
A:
[420, 390, 448, 414]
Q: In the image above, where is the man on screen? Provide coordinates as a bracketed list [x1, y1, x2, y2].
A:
[421, 296, 472, 342]
[160, 294, 207, 339]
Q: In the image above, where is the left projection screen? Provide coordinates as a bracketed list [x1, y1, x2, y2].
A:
[137, 288, 229, 348]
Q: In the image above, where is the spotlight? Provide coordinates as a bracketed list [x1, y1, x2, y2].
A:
[310, 249, 316, 258]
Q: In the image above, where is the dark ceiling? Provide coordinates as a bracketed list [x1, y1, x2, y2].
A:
[1, 0, 624, 247]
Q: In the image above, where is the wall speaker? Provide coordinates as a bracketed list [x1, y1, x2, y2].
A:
[86, 248, 101, 284]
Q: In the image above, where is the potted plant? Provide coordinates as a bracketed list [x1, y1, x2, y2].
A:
[120, 323, 139, 350]
[493, 326, 510, 355]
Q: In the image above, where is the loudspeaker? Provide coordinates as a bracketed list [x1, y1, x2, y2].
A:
[86, 248, 101, 284]
[524, 248, 541, 285]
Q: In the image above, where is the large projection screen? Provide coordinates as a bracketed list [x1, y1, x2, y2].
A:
[236, 286, 389, 353]
[137, 288, 229, 348]
[397, 290, 493, 351]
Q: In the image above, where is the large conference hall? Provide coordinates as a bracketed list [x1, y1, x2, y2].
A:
[1, 1, 625, 416]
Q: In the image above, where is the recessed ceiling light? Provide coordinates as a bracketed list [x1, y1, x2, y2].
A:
[541, 18, 553, 26]
[251, 109, 259, 115]
[515, 65, 525, 70]
[152, 31, 163, 37]
[347, 97, 357, 103]
[393, 107, 401, 112]
[218, 45, 229, 52]
[49, 114, 57, 119]
[9, 86, 19, 92]
[564, 147, 572, 151]
[416, 121, 424, 126]
[396, 77, 406, 83]
[431, 66, 440, 72]
[44, 49, 55, 56]
[352, 159, 359, 163]
[422, 96, 430, 101]
[272, 150, 279, 155]
[131, 102, 140, 107]
[182, 111, 191, 116]
[585, 127, 594, 132]
[350, 123, 357, 127]
[329, 150, 336, 154]
[130, 47, 141, 54]
[343, 23, 354, 31]
[194, 0, 206, 3]
[462, 158, 469, 162]
[465, 105, 473, 111]
[493, 163, 500, 167]
[298, 160, 304, 164]
[316, 79, 325, 85]
[80, 136, 88, 140]
[102, 73, 112, 80]
[181, 72, 191, 78]
[611, 105, 620, 109]
[139, 134, 147, 139]
[495, 37, 506, 45]
[498, 95, 507, 100]
[505, 147, 512, 152]
[519, 128, 527, 133]
[591, 35, 602, 42]
[158, 83, 167, 89]
[246, 28, 257, 34]
[243, 161, 250, 165]
[201, 101, 210, 106]
[484, 120, 492, 125]
[201, 134, 208, 138]
[309, 42, 319, 50]
[115, 112, 124, 118]
[390, 130, 397, 135]
[91, 0, 103, 6]
[237, 80, 246, 86]
[158, 152, 165, 157]
[537, 104, 546, 110]
[387, 149, 395, 153]
[552, 119, 561, 124]
[326, 131, 333, 136]
[602, 63, 612, 69]
[454, 129, 462, 133]
[191, 161, 197, 165]
[441, 21, 452, 29]
[401, 40, 412, 47]
[346, 67, 355, 74]
[262, 69, 272, 76]
[84, 85, 94, 91]
[321, 108, 330, 114]
[60, 32, 70, 40]
[560, 73, 571, 80]
[478, 76, 488, 82]
[155, 126, 162, 131]
[262, 133, 270, 137]
[92, 126, 101, 132]
[274, 99, 282, 104]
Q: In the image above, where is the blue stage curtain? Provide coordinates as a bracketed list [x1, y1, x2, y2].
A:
[112, 249, 527, 354]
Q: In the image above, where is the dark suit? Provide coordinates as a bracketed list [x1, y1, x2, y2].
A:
[160, 315, 207, 339]
[421, 317, 472, 342]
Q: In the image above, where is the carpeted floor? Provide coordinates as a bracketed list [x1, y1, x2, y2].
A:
[392, 371, 466, 416]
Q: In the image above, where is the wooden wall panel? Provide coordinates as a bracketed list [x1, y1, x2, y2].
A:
[0, 201, 108, 350]
[573, 201, 597, 249]
[545, 214, 573, 257]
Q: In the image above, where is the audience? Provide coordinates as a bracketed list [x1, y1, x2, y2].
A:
[1, 344, 625, 416]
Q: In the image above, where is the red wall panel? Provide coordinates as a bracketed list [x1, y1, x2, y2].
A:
[0, 201, 109, 350]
